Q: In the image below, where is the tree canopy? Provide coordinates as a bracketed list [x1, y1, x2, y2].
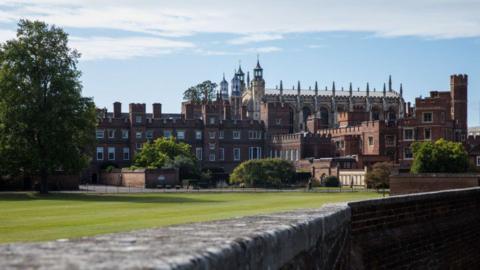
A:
[230, 159, 295, 188]
[365, 162, 392, 189]
[410, 139, 469, 173]
[133, 137, 199, 179]
[183, 80, 217, 103]
[0, 20, 96, 193]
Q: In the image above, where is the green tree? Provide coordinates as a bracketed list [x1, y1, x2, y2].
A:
[183, 80, 217, 103]
[133, 137, 197, 173]
[324, 176, 340, 187]
[0, 20, 96, 194]
[410, 139, 469, 173]
[230, 159, 295, 188]
[365, 162, 392, 190]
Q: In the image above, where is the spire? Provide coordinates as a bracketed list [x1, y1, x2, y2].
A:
[297, 81, 301, 91]
[383, 83, 386, 96]
[280, 80, 283, 90]
[332, 81, 336, 96]
[315, 81, 318, 91]
[256, 54, 262, 69]
[400, 83, 403, 97]
[366, 82, 370, 96]
[349, 82, 353, 96]
[388, 75, 392, 91]
[247, 71, 250, 85]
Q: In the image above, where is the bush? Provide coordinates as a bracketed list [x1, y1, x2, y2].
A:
[230, 159, 295, 188]
[365, 162, 392, 189]
[410, 139, 469, 173]
[324, 176, 340, 187]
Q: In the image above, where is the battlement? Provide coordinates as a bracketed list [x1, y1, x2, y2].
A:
[450, 74, 468, 85]
[317, 120, 383, 136]
[129, 103, 146, 113]
[271, 132, 331, 143]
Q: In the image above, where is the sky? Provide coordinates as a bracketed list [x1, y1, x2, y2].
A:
[0, 0, 479, 125]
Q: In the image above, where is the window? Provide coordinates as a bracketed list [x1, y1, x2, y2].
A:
[108, 147, 115, 160]
[163, 130, 172, 138]
[96, 129, 104, 139]
[233, 130, 241, 140]
[368, 136, 374, 146]
[423, 112, 433, 123]
[404, 128, 414, 141]
[248, 147, 262, 160]
[476, 156, 480, 166]
[135, 115, 142, 123]
[404, 147, 413, 160]
[136, 143, 142, 150]
[196, 147, 203, 160]
[209, 117, 215, 124]
[209, 153, 215, 161]
[96, 147, 104, 160]
[123, 147, 130, 160]
[385, 135, 395, 146]
[209, 143, 216, 150]
[195, 130, 202, 140]
[219, 148, 225, 161]
[233, 148, 241, 161]
[219, 130, 224, 139]
[276, 119, 282, 125]
[122, 129, 129, 139]
[209, 132, 216, 139]
[249, 130, 262, 140]
[146, 130, 154, 140]
[335, 140, 345, 149]
[108, 129, 115, 138]
[136, 131, 142, 139]
[177, 130, 185, 140]
[424, 128, 432, 140]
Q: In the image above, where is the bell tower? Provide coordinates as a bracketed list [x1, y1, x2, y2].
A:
[251, 57, 265, 120]
[450, 74, 468, 141]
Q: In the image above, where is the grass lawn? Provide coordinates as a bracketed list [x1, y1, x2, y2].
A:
[0, 191, 382, 243]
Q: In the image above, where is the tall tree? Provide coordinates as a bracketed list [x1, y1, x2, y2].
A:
[183, 80, 217, 103]
[410, 139, 469, 173]
[0, 20, 96, 193]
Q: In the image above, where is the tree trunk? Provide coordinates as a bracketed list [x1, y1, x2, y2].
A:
[40, 169, 48, 194]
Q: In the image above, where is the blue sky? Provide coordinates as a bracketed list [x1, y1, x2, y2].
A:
[1, 0, 480, 125]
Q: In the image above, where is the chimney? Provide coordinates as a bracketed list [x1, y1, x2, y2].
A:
[113, 102, 121, 118]
[153, 103, 162, 119]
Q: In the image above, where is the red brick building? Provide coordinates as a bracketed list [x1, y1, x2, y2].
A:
[89, 61, 469, 182]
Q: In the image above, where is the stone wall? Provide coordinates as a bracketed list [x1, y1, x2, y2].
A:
[390, 173, 480, 195]
[1, 188, 479, 269]
[99, 168, 179, 188]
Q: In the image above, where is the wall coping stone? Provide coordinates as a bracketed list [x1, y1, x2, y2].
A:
[0, 203, 350, 270]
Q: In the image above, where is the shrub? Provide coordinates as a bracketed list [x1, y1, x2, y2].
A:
[324, 176, 340, 187]
[365, 162, 392, 189]
[410, 139, 469, 173]
[230, 159, 295, 188]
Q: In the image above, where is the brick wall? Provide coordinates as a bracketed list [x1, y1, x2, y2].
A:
[349, 188, 480, 269]
[390, 173, 480, 195]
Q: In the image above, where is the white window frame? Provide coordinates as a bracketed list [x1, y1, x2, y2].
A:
[123, 147, 130, 161]
[422, 112, 433, 123]
[96, 129, 105, 139]
[108, 129, 115, 139]
[219, 130, 224, 139]
[209, 143, 216, 150]
[209, 153, 216, 161]
[219, 148, 225, 161]
[163, 130, 172, 138]
[209, 117, 215, 124]
[177, 130, 185, 140]
[96, 147, 104, 160]
[233, 148, 241, 161]
[385, 135, 395, 147]
[135, 115, 142, 123]
[108, 147, 115, 161]
[404, 128, 414, 141]
[122, 129, 129, 139]
[136, 131, 142, 139]
[146, 130, 154, 140]
[195, 130, 202, 140]
[404, 147, 413, 160]
[233, 130, 241, 140]
[424, 128, 432, 141]
[196, 147, 203, 160]
[209, 131, 216, 139]
[136, 143, 142, 150]
[368, 136, 374, 146]
[476, 156, 480, 166]
[276, 118, 282, 125]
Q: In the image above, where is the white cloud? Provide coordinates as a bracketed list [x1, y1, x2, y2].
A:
[1, 0, 479, 39]
[307, 44, 325, 49]
[0, 29, 16, 42]
[70, 36, 194, 61]
[245, 46, 282, 53]
[228, 33, 283, 45]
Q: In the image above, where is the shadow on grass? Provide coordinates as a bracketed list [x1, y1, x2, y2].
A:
[0, 193, 223, 204]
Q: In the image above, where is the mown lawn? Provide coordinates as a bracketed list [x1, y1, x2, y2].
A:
[0, 191, 382, 243]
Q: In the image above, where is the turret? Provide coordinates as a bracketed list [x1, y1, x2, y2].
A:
[383, 83, 386, 97]
[332, 81, 336, 96]
[220, 73, 229, 100]
[450, 74, 468, 133]
[349, 83, 353, 96]
[366, 82, 370, 96]
[388, 75, 392, 92]
[400, 83, 403, 97]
